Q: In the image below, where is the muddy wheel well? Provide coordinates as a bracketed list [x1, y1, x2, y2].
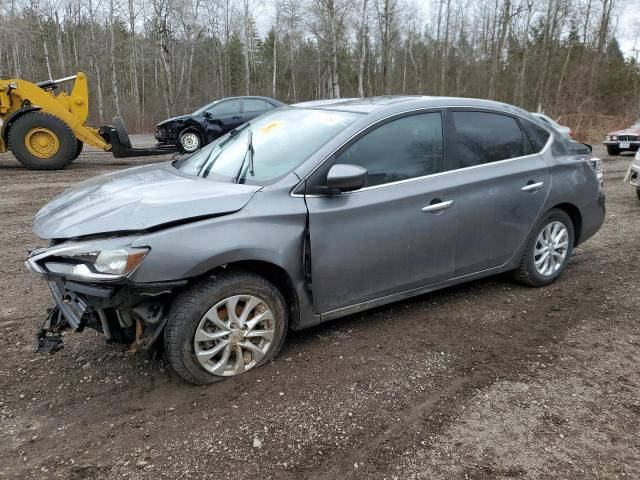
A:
[552, 203, 582, 246]
[205, 260, 300, 330]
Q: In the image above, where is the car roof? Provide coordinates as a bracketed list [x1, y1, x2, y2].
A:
[290, 95, 530, 117]
[211, 96, 285, 105]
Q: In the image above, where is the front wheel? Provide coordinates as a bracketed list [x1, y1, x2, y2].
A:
[514, 209, 575, 287]
[606, 146, 620, 156]
[71, 140, 83, 162]
[178, 130, 202, 153]
[164, 272, 288, 384]
[8, 112, 77, 170]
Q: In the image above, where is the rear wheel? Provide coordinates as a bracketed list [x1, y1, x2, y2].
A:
[8, 112, 77, 170]
[178, 130, 202, 153]
[164, 272, 288, 384]
[514, 209, 574, 287]
[606, 146, 620, 156]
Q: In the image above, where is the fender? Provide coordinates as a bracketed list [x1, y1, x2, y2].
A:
[178, 124, 206, 142]
[204, 122, 224, 143]
[1, 105, 42, 143]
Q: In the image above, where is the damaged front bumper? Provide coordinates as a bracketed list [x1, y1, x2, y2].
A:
[30, 272, 186, 354]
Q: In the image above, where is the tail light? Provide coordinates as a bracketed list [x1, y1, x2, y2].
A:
[588, 157, 604, 192]
[569, 129, 575, 138]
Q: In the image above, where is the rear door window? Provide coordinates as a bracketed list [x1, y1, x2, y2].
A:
[335, 112, 444, 187]
[243, 99, 268, 112]
[210, 100, 242, 116]
[449, 111, 528, 169]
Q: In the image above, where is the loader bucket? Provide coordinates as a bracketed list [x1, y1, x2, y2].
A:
[100, 117, 177, 158]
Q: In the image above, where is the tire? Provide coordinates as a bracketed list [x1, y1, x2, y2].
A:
[8, 112, 77, 170]
[606, 146, 620, 156]
[636, 188, 640, 201]
[164, 271, 288, 385]
[112, 116, 132, 149]
[71, 140, 83, 161]
[178, 130, 202, 153]
[514, 209, 575, 287]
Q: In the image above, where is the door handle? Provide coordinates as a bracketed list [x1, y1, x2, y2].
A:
[521, 181, 544, 192]
[422, 200, 454, 213]
[232, 116, 241, 120]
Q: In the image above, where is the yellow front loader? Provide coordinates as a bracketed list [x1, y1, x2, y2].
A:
[0, 72, 175, 170]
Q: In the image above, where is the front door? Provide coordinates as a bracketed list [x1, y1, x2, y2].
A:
[305, 111, 458, 314]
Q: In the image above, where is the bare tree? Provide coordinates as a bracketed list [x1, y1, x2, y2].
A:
[0, 0, 635, 132]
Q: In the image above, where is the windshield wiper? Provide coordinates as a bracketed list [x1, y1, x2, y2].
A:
[235, 128, 255, 183]
[221, 123, 250, 147]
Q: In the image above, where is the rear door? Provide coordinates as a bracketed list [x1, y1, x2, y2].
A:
[208, 99, 243, 133]
[442, 109, 551, 276]
[242, 98, 269, 122]
[305, 111, 459, 314]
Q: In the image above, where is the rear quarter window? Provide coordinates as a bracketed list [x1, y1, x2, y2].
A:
[520, 118, 551, 153]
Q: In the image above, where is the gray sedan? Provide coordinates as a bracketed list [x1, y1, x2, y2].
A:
[26, 96, 605, 384]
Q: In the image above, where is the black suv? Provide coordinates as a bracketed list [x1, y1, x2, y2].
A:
[155, 96, 285, 153]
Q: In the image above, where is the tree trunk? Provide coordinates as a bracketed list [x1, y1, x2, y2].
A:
[244, 0, 251, 95]
[440, 0, 451, 96]
[109, 0, 121, 117]
[488, 0, 510, 100]
[38, 16, 53, 80]
[88, 0, 104, 123]
[128, 0, 141, 130]
[54, 12, 65, 77]
[357, 0, 368, 97]
[328, 0, 340, 98]
[272, 6, 279, 98]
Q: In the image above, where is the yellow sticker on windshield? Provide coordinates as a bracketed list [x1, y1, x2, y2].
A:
[259, 121, 284, 134]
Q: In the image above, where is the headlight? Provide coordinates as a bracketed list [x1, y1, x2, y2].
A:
[26, 241, 149, 281]
[611, 135, 617, 140]
[605, 135, 611, 141]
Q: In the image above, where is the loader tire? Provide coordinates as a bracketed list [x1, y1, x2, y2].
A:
[112, 116, 132, 149]
[8, 112, 77, 170]
[71, 140, 84, 161]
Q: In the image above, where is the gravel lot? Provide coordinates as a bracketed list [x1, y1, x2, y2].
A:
[0, 143, 638, 479]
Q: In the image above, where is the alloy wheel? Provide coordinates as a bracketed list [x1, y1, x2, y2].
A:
[180, 132, 200, 152]
[534, 221, 569, 276]
[193, 295, 275, 376]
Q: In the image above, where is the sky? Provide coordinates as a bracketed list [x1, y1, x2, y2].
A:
[618, 8, 640, 59]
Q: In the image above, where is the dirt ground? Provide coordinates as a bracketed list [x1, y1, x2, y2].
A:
[0, 144, 638, 479]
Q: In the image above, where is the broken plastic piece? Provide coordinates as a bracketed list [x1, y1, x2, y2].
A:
[35, 306, 68, 354]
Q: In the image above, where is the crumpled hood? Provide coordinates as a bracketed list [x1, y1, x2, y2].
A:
[33, 162, 260, 239]
[156, 115, 191, 128]
[608, 126, 640, 136]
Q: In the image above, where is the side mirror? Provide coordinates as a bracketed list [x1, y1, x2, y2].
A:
[326, 164, 368, 192]
[203, 111, 212, 118]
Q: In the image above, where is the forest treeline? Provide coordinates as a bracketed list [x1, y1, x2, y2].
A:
[0, 0, 638, 135]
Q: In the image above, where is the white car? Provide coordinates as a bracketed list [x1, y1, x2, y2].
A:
[532, 113, 574, 140]
[624, 150, 640, 200]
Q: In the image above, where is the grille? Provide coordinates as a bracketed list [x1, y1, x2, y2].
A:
[618, 135, 638, 142]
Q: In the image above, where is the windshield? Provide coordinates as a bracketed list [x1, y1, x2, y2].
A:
[173, 108, 360, 184]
